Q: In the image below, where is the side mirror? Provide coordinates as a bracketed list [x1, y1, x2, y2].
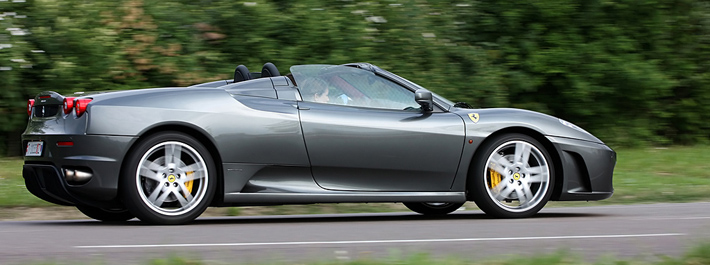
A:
[415, 89, 433, 112]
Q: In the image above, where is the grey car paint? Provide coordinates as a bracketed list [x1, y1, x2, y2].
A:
[87, 88, 310, 166]
[298, 101, 465, 192]
[22, 63, 615, 217]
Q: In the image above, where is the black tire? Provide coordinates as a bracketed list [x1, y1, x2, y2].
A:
[76, 205, 134, 222]
[470, 133, 554, 218]
[404, 202, 465, 215]
[121, 132, 216, 225]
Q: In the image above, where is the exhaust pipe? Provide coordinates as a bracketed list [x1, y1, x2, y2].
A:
[63, 168, 93, 185]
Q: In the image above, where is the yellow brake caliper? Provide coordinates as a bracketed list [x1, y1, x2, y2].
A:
[184, 171, 194, 195]
[488, 167, 502, 189]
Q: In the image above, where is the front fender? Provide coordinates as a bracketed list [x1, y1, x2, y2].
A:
[448, 108, 606, 193]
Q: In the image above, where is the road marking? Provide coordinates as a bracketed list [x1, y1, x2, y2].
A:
[74, 233, 685, 249]
[632, 216, 710, 220]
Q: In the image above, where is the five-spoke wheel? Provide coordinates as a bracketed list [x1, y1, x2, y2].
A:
[121, 132, 215, 225]
[470, 133, 554, 218]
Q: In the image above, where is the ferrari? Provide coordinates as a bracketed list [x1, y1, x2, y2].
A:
[22, 62, 616, 224]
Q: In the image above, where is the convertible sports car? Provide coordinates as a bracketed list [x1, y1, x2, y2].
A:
[22, 62, 616, 224]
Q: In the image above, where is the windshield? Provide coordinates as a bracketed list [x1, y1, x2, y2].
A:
[290, 65, 421, 110]
[372, 66, 456, 108]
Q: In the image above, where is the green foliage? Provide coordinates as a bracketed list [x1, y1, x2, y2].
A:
[2, 0, 710, 154]
[456, 0, 710, 147]
[0, 1, 42, 156]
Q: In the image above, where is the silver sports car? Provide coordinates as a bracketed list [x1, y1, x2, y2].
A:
[22, 62, 616, 224]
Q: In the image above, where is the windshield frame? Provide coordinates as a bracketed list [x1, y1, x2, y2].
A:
[370, 66, 455, 111]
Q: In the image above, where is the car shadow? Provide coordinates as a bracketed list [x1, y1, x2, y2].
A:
[193, 211, 608, 225]
[20, 210, 610, 226]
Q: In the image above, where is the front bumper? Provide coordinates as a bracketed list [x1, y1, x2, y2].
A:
[22, 134, 137, 207]
[547, 136, 616, 201]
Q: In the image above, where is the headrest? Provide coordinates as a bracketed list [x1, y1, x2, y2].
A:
[261, 62, 280, 77]
[234, 65, 252, 83]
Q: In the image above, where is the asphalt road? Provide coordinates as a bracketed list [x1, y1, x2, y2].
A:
[1, 202, 709, 264]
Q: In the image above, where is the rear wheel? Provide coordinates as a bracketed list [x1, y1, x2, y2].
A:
[121, 132, 216, 225]
[470, 133, 554, 218]
[76, 205, 134, 222]
[404, 202, 464, 215]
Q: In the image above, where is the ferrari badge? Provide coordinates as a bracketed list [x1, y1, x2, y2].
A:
[468, 113, 480, 123]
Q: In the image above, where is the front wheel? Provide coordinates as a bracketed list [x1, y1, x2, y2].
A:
[404, 202, 464, 215]
[470, 133, 554, 218]
[121, 132, 216, 225]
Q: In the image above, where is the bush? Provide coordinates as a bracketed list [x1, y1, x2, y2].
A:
[2, 0, 709, 155]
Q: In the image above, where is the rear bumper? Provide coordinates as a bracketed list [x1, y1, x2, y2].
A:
[22, 134, 136, 207]
[24, 164, 78, 206]
[547, 136, 616, 201]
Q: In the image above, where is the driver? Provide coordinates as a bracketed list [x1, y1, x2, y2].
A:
[300, 77, 330, 103]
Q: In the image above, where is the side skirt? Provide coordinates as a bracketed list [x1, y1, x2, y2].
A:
[221, 192, 466, 206]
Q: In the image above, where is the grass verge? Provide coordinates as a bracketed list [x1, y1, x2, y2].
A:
[551, 145, 710, 207]
[0, 157, 52, 207]
[35, 241, 710, 264]
[606, 145, 710, 203]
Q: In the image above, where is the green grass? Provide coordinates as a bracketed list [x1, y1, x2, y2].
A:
[0, 157, 52, 207]
[29, 241, 710, 265]
[585, 146, 710, 205]
[154, 241, 710, 264]
[1, 146, 709, 211]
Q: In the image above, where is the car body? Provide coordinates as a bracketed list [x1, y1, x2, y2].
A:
[22, 62, 616, 224]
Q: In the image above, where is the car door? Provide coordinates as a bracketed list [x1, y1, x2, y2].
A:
[293, 65, 465, 192]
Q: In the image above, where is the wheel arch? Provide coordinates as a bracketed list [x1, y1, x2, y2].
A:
[465, 126, 564, 201]
[119, 123, 225, 206]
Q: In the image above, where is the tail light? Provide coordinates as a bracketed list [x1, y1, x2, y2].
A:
[63, 97, 76, 114]
[27, 99, 34, 116]
[74, 98, 93, 117]
[56, 141, 74, 147]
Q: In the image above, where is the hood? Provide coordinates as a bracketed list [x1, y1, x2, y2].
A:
[451, 107, 604, 144]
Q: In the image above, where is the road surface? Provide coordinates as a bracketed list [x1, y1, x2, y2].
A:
[1, 202, 708, 264]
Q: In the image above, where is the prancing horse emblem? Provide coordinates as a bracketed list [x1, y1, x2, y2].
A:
[468, 113, 480, 123]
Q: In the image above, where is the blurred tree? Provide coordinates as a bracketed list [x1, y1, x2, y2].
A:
[0, 1, 42, 156]
[455, 0, 709, 146]
[1, 0, 709, 155]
